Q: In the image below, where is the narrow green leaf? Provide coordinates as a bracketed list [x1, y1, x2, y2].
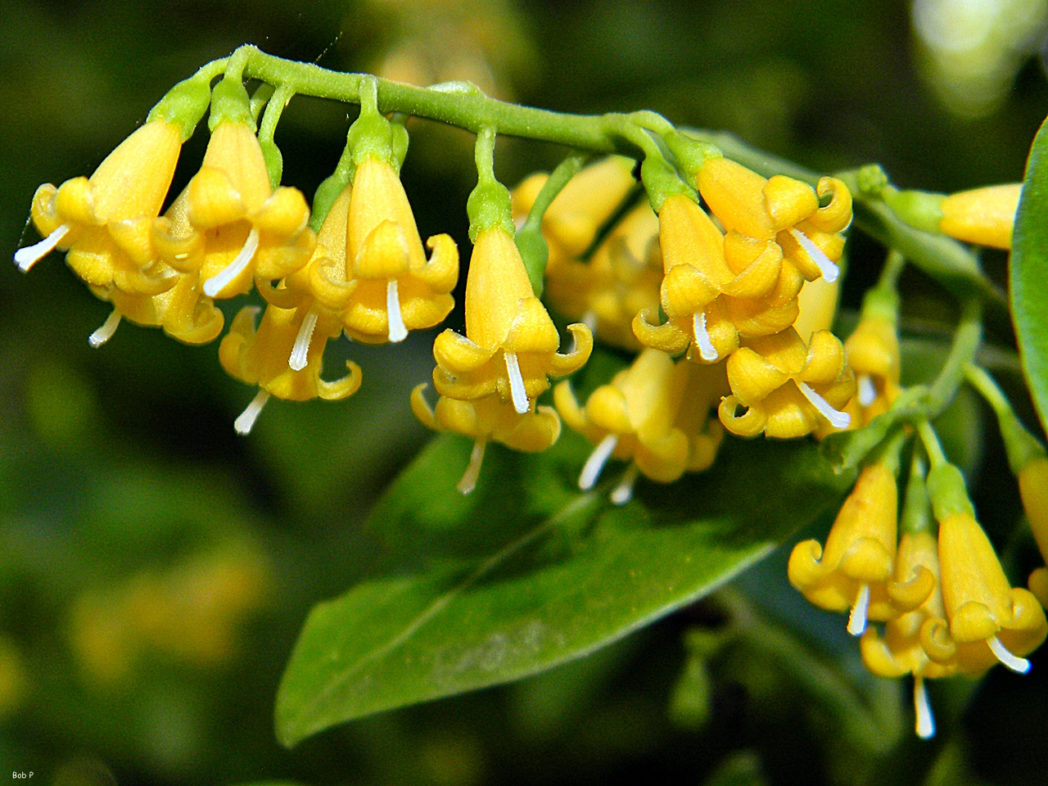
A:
[1013, 113, 1048, 435]
[275, 431, 856, 747]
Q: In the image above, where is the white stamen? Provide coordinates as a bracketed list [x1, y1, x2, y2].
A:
[15, 224, 70, 272]
[790, 228, 839, 283]
[857, 374, 877, 407]
[988, 635, 1031, 673]
[203, 227, 259, 298]
[504, 352, 529, 414]
[914, 676, 936, 740]
[88, 309, 122, 348]
[797, 381, 851, 430]
[847, 582, 870, 636]
[582, 309, 598, 334]
[386, 278, 408, 343]
[289, 309, 319, 371]
[234, 389, 271, 435]
[579, 434, 619, 490]
[457, 439, 487, 494]
[692, 311, 718, 361]
[610, 463, 640, 505]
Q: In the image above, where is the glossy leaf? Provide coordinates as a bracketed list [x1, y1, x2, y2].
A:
[275, 427, 856, 747]
[1013, 113, 1048, 435]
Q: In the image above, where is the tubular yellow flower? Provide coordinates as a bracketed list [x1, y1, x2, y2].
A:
[219, 303, 362, 434]
[859, 530, 951, 739]
[544, 202, 662, 351]
[718, 327, 855, 439]
[304, 155, 459, 344]
[932, 511, 1048, 674]
[554, 349, 724, 503]
[82, 189, 224, 347]
[844, 314, 902, 424]
[788, 461, 899, 635]
[167, 119, 315, 299]
[633, 194, 807, 364]
[696, 157, 852, 284]
[17, 118, 184, 295]
[411, 386, 561, 494]
[432, 226, 592, 414]
[510, 155, 636, 268]
[939, 183, 1020, 250]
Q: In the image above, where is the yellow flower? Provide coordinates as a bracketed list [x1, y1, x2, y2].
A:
[162, 119, 315, 298]
[859, 530, 951, 739]
[929, 511, 1048, 674]
[544, 202, 662, 351]
[17, 118, 184, 295]
[788, 461, 899, 635]
[718, 327, 855, 439]
[844, 314, 901, 425]
[86, 189, 224, 347]
[511, 155, 636, 268]
[939, 183, 1020, 250]
[696, 157, 852, 284]
[554, 349, 726, 503]
[297, 155, 459, 344]
[219, 303, 361, 434]
[632, 194, 807, 364]
[411, 387, 561, 494]
[431, 226, 592, 414]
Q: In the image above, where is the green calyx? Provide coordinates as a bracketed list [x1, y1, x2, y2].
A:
[466, 180, 514, 241]
[926, 462, 975, 522]
[640, 154, 692, 213]
[147, 77, 212, 141]
[663, 130, 721, 187]
[899, 455, 933, 536]
[882, 187, 946, 235]
[208, 77, 255, 132]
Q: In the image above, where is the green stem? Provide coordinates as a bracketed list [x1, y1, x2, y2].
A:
[233, 46, 620, 152]
[916, 419, 947, 469]
[515, 154, 588, 296]
[964, 363, 1047, 473]
[927, 297, 982, 415]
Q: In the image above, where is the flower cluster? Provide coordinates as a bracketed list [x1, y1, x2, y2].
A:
[17, 75, 462, 435]
[790, 443, 1048, 739]
[633, 156, 857, 439]
[413, 177, 593, 492]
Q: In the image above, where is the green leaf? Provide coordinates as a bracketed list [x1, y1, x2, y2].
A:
[275, 430, 856, 747]
[1013, 113, 1048, 436]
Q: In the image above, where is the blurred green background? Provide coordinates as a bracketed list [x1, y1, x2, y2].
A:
[2, 1, 1047, 784]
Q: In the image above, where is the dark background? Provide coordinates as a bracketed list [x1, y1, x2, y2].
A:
[2, 1, 1046, 783]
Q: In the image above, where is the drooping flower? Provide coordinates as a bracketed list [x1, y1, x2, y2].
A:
[431, 225, 592, 414]
[632, 193, 808, 364]
[788, 460, 899, 635]
[695, 157, 852, 284]
[544, 202, 662, 351]
[939, 183, 1020, 250]
[859, 529, 952, 739]
[554, 349, 726, 504]
[218, 303, 361, 434]
[411, 386, 562, 494]
[17, 117, 185, 295]
[718, 327, 855, 439]
[929, 510, 1048, 675]
[844, 313, 901, 425]
[297, 155, 459, 344]
[88, 188, 224, 347]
